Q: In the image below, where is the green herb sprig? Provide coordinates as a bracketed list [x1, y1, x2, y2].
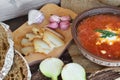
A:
[95, 29, 118, 38]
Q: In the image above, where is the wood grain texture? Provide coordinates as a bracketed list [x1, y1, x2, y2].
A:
[13, 3, 77, 63]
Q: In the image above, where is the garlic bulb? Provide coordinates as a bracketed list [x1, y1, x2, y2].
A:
[28, 10, 45, 25]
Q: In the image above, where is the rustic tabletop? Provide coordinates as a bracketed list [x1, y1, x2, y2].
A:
[3, 0, 113, 74]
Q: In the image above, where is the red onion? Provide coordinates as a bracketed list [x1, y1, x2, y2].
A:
[49, 15, 60, 23]
[47, 22, 59, 29]
[60, 16, 71, 21]
[59, 21, 70, 30]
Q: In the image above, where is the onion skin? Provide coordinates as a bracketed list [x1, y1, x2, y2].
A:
[28, 10, 45, 25]
[47, 22, 59, 29]
[48, 15, 71, 30]
[59, 21, 70, 30]
[49, 15, 60, 23]
[35, 14, 45, 23]
[60, 16, 71, 21]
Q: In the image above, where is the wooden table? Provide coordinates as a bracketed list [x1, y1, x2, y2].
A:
[4, 15, 28, 31]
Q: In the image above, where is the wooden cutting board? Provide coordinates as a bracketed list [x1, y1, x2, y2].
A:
[12, 3, 77, 63]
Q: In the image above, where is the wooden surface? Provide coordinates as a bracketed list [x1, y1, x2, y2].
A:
[12, 4, 77, 63]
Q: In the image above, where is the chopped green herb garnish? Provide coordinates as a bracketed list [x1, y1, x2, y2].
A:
[95, 29, 117, 38]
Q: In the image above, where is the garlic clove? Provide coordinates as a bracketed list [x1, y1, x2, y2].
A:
[49, 15, 60, 23]
[59, 21, 70, 30]
[47, 22, 59, 29]
[60, 16, 71, 21]
[28, 10, 45, 25]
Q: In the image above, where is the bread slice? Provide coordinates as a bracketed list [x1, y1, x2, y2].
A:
[0, 25, 9, 71]
[4, 50, 31, 80]
[43, 31, 65, 47]
[33, 39, 52, 54]
[0, 23, 31, 80]
[0, 23, 15, 80]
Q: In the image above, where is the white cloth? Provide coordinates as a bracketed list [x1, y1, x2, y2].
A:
[0, 0, 60, 21]
[9, 0, 33, 7]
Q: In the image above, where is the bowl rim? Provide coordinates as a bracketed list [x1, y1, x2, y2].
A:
[72, 7, 120, 66]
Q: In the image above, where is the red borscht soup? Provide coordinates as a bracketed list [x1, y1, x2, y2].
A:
[78, 14, 120, 60]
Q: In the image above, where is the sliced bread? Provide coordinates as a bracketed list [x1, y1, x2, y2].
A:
[0, 24, 9, 70]
[0, 23, 14, 80]
[4, 50, 31, 80]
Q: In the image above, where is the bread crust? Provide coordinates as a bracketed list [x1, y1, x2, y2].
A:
[0, 25, 9, 71]
[4, 51, 31, 80]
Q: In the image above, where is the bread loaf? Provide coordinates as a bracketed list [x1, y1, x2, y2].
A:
[0, 25, 9, 71]
[0, 23, 14, 80]
[0, 23, 31, 80]
[4, 51, 31, 80]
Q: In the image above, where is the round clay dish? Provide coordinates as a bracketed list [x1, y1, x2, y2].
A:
[72, 7, 120, 66]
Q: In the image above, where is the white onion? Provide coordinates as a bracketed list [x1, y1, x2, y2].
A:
[39, 58, 64, 80]
[61, 63, 86, 80]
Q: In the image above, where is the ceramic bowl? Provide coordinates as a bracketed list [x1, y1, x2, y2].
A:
[72, 7, 120, 66]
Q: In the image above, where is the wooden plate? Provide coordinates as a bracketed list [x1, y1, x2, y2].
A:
[12, 4, 77, 63]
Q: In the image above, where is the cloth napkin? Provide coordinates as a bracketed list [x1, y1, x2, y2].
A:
[0, 0, 60, 21]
